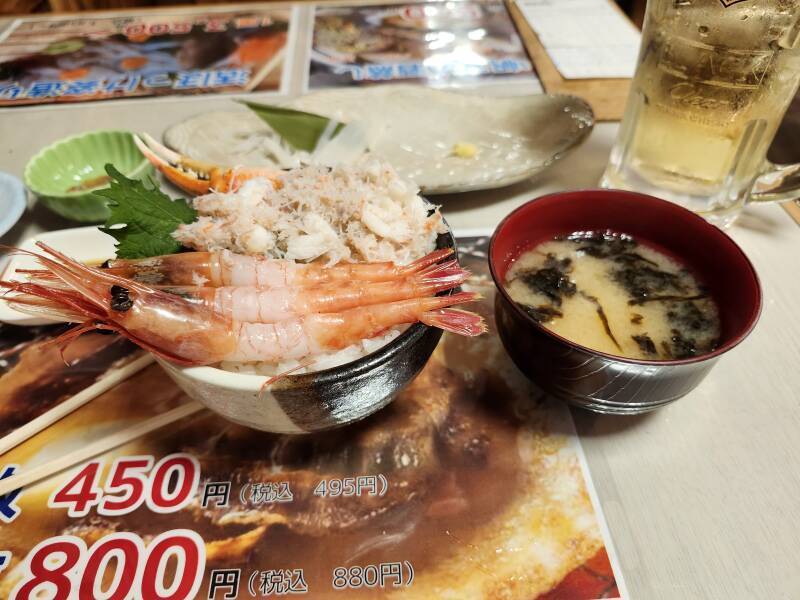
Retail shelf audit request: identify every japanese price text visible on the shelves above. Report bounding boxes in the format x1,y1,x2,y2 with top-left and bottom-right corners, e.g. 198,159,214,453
48,454,200,517
2,455,407,598
9,530,205,600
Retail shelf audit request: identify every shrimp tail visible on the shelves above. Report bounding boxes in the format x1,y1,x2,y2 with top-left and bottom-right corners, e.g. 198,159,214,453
421,308,487,337
400,248,455,276
430,290,481,307
415,258,470,287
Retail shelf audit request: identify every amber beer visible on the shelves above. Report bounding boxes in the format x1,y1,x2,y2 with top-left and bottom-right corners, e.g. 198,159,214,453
602,0,800,226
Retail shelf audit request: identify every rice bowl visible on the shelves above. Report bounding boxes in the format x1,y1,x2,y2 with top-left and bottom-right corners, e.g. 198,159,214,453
158,225,458,433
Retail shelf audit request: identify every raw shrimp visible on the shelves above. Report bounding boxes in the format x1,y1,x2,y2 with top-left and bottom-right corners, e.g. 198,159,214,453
227,296,484,363
163,259,468,323
2,243,485,366
97,247,455,287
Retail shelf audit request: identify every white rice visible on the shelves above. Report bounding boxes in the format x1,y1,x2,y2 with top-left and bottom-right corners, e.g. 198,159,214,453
219,328,403,376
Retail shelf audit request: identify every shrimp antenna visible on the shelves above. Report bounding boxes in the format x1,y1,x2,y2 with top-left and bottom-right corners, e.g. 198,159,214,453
33,242,160,297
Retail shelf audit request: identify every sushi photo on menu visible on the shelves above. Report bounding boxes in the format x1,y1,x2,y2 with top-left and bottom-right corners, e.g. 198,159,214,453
308,0,535,88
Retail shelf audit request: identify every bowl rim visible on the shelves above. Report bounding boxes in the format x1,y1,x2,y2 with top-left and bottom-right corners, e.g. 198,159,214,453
488,188,763,367
173,224,457,390
23,129,152,198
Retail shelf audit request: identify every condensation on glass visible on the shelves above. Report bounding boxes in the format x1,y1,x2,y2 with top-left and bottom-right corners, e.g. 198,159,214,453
602,0,800,227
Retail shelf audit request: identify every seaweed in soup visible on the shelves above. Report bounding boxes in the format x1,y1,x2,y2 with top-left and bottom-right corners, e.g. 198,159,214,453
513,253,576,306
504,231,721,360
571,231,689,300
611,263,687,300
666,299,716,333
632,334,657,356
566,231,636,258
613,252,659,267
663,330,699,359
628,293,708,306
519,304,564,323
580,292,622,352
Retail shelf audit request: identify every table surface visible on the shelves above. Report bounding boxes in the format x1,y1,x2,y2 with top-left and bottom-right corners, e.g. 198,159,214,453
1,9,800,600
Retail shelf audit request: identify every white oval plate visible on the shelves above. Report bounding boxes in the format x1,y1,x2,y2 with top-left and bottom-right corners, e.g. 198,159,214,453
164,85,594,194
0,172,26,238
0,226,115,326
289,86,594,193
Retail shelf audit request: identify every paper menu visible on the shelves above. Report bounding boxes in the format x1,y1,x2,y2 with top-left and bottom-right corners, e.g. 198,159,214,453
0,235,626,599
0,8,293,106
309,1,537,89
517,0,640,79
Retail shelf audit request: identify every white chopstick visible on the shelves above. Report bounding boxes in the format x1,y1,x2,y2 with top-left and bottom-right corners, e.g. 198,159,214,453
0,402,204,498
244,46,286,92
0,353,155,456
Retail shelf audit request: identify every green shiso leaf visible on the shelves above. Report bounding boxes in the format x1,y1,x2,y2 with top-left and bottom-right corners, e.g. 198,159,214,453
94,164,196,259
240,100,345,152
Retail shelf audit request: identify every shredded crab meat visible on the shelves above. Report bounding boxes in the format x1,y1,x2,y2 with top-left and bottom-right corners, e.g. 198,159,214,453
173,157,446,265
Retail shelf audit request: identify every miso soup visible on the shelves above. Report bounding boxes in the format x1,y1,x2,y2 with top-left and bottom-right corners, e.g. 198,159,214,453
504,231,720,360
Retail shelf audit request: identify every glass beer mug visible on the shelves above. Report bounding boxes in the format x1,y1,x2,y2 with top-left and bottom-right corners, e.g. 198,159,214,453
602,0,800,226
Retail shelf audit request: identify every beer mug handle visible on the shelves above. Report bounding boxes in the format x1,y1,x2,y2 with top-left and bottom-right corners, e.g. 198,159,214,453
750,162,800,203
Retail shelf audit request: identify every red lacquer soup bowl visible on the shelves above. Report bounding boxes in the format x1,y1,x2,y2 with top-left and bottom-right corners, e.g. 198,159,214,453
488,189,762,414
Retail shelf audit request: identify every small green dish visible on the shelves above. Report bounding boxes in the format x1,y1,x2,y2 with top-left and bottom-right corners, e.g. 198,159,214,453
24,130,154,222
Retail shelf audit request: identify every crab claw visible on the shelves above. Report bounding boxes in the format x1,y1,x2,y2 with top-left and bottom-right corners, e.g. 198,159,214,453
133,133,281,195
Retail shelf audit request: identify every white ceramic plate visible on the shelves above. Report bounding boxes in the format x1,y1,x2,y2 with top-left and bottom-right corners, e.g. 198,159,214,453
0,172,26,238
164,85,594,194
0,226,115,326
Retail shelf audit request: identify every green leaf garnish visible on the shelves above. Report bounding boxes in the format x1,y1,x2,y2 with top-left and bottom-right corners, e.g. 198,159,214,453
95,164,196,259
240,100,345,153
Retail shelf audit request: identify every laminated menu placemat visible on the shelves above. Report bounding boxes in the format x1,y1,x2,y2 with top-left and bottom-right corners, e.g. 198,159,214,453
0,7,293,107
0,235,625,599
308,1,538,89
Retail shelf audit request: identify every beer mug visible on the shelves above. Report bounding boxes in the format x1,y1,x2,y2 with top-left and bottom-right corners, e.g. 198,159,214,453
601,0,800,227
